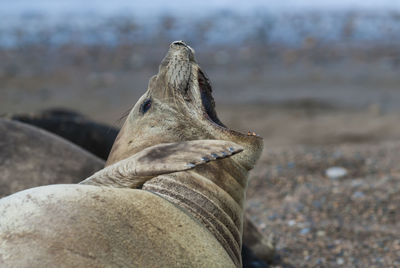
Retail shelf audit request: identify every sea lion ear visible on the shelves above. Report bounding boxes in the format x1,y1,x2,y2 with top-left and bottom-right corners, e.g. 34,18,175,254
80,140,243,188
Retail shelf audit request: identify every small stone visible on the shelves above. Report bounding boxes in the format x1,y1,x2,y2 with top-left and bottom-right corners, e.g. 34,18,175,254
352,191,365,199
288,220,296,226
268,214,278,221
326,167,348,180
297,222,309,228
317,230,326,237
337,258,344,265
300,228,310,235
351,179,364,187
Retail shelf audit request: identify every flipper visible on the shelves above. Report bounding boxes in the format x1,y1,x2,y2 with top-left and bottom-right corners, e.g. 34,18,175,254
80,140,243,188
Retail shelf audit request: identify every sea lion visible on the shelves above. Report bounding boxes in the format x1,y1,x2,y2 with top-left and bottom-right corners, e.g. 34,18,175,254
0,118,104,197
0,41,263,267
7,109,274,266
10,108,118,160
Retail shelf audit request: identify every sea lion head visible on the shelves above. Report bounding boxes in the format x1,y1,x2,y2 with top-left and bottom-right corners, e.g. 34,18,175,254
107,41,263,170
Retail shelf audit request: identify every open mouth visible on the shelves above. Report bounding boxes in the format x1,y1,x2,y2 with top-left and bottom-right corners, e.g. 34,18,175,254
197,69,226,128
196,68,260,139
165,40,260,139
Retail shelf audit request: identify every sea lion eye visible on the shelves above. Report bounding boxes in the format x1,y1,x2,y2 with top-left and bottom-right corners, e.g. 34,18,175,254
140,99,152,114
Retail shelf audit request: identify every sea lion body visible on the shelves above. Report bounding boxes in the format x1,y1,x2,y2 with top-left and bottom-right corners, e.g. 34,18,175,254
3,110,272,266
0,185,233,267
0,119,104,197
10,108,118,160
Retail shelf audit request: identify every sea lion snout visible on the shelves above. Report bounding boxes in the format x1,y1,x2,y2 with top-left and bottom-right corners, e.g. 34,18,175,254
170,40,195,54
166,40,195,63
170,40,187,47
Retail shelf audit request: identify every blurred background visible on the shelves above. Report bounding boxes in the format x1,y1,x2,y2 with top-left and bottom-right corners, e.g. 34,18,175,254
1,1,400,267
2,0,400,146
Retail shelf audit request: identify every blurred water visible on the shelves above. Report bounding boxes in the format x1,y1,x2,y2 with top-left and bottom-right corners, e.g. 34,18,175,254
1,1,400,48
3,0,400,16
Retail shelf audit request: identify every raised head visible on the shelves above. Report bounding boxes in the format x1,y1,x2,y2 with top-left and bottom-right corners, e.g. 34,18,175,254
106,41,263,169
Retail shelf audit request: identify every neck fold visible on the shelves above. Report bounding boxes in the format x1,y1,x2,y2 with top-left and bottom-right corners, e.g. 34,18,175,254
142,159,248,268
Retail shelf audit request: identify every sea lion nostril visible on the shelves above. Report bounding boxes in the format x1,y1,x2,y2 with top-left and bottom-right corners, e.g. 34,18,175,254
171,41,187,47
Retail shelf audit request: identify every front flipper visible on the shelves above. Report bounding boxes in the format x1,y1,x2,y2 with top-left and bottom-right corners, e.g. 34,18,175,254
80,140,242,188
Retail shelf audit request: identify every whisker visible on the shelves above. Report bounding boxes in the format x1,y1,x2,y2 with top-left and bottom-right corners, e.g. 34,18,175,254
114,105,133,128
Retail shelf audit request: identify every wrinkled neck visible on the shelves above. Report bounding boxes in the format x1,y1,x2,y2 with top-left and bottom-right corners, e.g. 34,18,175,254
142,158,248,268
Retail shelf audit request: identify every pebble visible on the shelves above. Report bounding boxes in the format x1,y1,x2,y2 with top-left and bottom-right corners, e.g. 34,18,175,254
268,213,278,221
300,228,310,235
352,191,365,199
337,258,345,265
351,179,364,187
259,223,267,229
326,167,348,180
288,220,296,226
317,230,326,237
